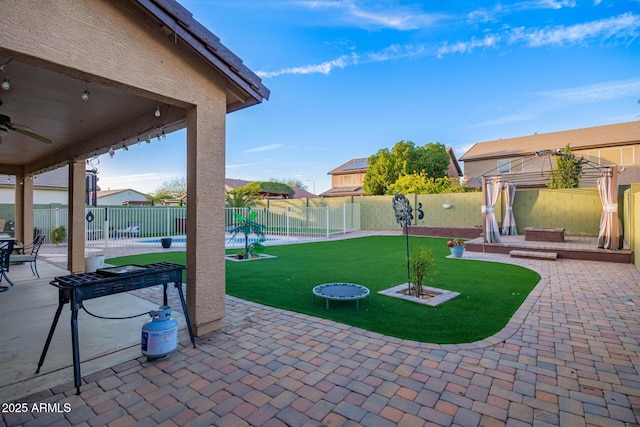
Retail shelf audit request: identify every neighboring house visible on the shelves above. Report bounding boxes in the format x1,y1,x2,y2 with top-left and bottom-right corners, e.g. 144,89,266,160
321,148,463,197
460,121,640,188
0,167,68,204
225,178,316,199
96,189,149,205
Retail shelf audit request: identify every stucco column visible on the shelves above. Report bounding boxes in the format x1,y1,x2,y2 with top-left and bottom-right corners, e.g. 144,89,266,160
67,160,86,273
14,174,34,244
186,102,226,336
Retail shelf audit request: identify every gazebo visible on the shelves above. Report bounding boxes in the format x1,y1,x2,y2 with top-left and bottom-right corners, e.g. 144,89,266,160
480,151,622,250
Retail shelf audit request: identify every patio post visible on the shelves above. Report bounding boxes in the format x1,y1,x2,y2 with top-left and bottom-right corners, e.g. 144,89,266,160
68,159,86,273
14,173,34,244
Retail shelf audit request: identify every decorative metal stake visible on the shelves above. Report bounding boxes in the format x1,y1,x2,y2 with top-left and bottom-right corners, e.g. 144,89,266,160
392,195,424,295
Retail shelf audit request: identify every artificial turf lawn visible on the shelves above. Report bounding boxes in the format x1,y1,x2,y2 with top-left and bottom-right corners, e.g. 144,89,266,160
107,235,540,344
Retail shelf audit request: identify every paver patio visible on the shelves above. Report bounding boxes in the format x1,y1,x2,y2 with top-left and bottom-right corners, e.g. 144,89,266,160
2,242,639,426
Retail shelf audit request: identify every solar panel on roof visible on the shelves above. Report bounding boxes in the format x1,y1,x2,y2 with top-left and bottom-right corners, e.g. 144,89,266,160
343,158,368,170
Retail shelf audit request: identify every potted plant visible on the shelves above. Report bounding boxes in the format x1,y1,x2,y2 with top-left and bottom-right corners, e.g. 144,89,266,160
227,207,266,260
409,245,436,298
447,239,465,258
50,225,66,245
161,237,172,248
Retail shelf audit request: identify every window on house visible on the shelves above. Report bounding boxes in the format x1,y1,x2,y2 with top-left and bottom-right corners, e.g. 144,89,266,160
339,175,356,186
497,159,511,174
584,147,634,166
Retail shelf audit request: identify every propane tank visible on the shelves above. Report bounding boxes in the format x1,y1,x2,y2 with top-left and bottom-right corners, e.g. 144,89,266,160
141,306,178,360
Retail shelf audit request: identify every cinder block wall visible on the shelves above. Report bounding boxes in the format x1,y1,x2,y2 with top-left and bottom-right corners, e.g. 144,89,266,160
513,188,602,236
264,188,608,235
413,193,486,228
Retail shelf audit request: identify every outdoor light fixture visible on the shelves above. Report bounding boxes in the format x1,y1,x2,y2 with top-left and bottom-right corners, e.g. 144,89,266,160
161,129,166,140
122,144,128,151
145,134,151,144
81,89,90,101
154,106,161,117
108,146,115,158
0,62,10,90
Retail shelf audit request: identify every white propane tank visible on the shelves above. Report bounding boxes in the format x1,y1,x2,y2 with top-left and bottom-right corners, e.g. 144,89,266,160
141,305,178,360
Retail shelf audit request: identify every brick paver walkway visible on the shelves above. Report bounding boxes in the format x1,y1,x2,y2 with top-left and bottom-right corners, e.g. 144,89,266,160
2,250,640,426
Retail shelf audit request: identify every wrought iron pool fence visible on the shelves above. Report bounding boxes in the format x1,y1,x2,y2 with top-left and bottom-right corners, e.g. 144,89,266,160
33,204,360,248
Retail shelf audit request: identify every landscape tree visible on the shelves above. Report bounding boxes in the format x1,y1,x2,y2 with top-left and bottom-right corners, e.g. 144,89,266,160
547,145,583,189
387,174,470,195
363,141,451,195
150,177,186,204
269,177,307,190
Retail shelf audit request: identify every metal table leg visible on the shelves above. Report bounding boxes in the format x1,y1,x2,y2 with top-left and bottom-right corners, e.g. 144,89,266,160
36,298,65,374
71,303,81,395
175,282,196,348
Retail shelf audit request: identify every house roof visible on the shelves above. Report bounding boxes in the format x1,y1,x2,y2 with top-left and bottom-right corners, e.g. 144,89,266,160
97,189,149,198
327,158,369,175
140,0,270,112
460,121,640,161
0,166,69,188
225,178,252,189
319,186,365,197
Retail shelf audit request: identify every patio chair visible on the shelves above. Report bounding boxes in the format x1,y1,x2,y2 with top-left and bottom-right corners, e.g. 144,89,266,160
115,224,140,239
0,239,15,290
10,234,45,278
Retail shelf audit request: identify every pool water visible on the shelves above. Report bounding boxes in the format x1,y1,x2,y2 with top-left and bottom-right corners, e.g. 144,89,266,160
138,236,285,245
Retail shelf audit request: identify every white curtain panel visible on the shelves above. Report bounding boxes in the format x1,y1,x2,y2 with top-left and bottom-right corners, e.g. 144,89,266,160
501,183,518,235
597,168,621,250
483,178,502,243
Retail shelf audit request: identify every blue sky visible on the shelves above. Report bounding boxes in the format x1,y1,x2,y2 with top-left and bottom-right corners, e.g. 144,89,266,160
95,0,640,195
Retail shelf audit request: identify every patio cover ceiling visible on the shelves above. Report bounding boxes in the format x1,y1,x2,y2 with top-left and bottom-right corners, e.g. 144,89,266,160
0,0,269,177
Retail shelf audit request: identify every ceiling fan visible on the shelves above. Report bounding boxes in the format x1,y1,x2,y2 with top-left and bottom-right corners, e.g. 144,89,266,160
0,113,52,144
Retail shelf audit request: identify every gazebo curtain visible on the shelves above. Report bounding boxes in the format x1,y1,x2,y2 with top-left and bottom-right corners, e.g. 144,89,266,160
483,177,502,243
597,167,622,250
501,183,518,235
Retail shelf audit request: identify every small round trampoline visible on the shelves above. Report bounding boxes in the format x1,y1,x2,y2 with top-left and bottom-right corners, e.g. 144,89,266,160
312,283,370,311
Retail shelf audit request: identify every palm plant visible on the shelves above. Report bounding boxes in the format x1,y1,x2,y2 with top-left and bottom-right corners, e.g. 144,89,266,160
227,207,266,259
225,186,259,208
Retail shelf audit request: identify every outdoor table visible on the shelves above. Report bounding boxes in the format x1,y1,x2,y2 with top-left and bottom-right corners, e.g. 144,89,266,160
312,283,370,311
36,262,195,395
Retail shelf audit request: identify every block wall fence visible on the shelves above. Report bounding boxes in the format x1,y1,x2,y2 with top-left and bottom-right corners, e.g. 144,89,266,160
267,187,619,237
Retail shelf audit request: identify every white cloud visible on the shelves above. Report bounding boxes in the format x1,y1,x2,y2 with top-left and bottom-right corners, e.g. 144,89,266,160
538,78,640,103
257,13,640,77
257,54,356,78
473,114,537,128
437,35,500,58
244,144,284,153
226,162,260,170
523,0,576,10
508,12,640,47
296,0,443,30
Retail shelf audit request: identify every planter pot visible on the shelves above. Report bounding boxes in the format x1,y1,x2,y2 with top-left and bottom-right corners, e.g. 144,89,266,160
85,254,105,273
161,237,172,249
450,245,464,258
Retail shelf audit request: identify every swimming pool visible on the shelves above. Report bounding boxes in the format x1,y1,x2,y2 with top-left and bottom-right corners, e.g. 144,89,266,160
137,235,294,246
